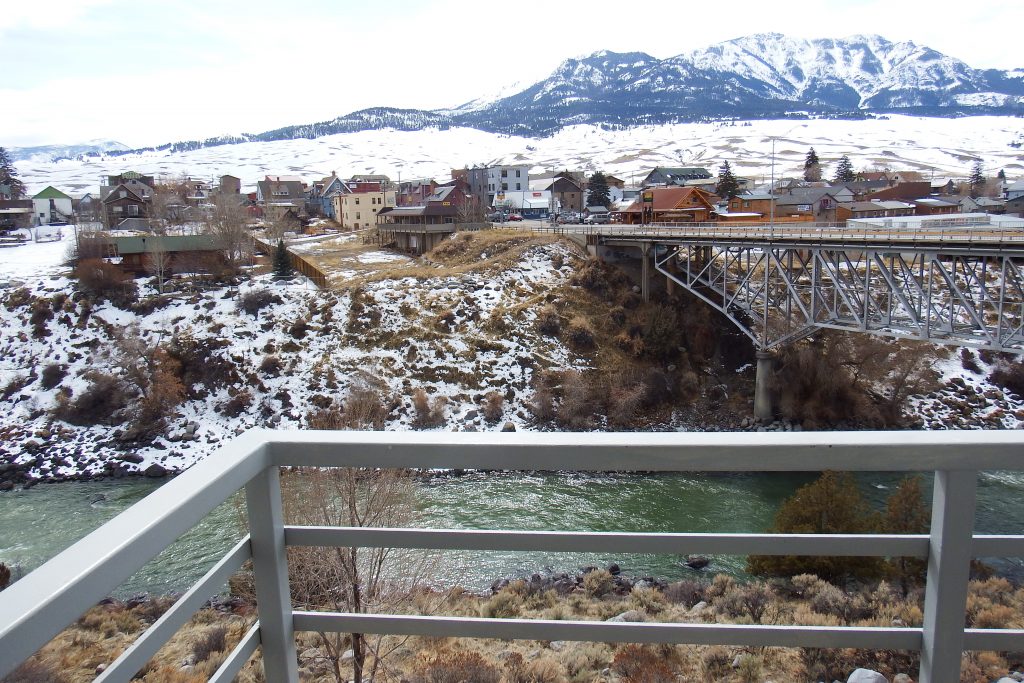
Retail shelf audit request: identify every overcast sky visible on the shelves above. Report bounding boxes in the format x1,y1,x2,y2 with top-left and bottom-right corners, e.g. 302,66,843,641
2,0,1020,148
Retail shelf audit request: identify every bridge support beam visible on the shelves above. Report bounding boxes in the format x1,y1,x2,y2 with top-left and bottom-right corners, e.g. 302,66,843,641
640,243,651,303
753,350,775,421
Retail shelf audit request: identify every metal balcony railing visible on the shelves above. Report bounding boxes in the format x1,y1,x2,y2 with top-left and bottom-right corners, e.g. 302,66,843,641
1,430,1023,683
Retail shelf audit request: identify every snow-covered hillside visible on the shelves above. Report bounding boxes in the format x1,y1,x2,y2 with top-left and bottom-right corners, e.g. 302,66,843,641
15,116,1024,195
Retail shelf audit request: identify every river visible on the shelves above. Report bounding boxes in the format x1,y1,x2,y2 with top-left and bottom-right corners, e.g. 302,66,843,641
1,470,1022,596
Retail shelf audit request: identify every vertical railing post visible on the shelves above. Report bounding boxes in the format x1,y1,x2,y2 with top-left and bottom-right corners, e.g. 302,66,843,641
246,466,299,683
920,470,977,683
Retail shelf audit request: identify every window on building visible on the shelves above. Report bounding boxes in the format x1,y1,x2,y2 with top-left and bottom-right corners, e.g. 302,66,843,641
516,183,521,190
356,212,360,219
502,183,508,191
501,169,508,177
119,191,127,198
113,206,123,213
128,205,139,216
516,170,521,177
355,198,360,205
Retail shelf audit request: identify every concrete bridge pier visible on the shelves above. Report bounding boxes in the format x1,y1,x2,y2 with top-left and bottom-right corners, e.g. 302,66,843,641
753,350,776,421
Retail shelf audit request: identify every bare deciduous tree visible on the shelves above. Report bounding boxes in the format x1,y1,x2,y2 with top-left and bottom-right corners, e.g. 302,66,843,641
145,235,171,293
205,194,251,268
281,467,438,683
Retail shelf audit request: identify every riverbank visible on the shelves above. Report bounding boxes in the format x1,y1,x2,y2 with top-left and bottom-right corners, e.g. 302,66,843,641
7,569,1023,683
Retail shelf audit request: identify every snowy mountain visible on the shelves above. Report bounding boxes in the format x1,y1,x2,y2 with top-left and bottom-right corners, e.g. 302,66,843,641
8,140,129,162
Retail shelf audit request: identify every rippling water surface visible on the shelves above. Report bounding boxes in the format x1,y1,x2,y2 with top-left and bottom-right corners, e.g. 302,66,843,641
1,469,1021,596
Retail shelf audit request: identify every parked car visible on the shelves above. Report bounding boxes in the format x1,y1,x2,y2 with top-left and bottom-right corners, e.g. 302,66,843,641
507,214,523,222
486,211,506,222
584,214,610,224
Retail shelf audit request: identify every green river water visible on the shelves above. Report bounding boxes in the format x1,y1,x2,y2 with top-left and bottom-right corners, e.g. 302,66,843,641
1,470,1022,596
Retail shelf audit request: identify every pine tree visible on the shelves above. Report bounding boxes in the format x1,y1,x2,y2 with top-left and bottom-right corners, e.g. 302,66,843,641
586,171,611,208
0,147,26,199
747,471,886,582
883,476,929,595
273,239,293,278
803,147,821,182
833,155,855,184
997,169,1007,183
969,160,985,198
715,161,740,199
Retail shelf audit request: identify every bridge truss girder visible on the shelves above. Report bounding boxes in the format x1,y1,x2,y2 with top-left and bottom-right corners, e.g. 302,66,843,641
654,243,1024,353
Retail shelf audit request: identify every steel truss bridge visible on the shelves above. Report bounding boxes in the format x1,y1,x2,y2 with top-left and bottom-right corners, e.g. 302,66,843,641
586,219,1024,354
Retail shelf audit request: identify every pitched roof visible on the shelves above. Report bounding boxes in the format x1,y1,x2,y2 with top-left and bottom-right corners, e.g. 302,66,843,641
775,188,837,205
101,184,147,204
622,187,714,212
33,186,71,200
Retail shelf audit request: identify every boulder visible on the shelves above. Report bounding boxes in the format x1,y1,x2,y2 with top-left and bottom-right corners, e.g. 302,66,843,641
605,609,646,623
847,670,888,683
501,421,516,432
892,675,913,683
684,556,710,570
607,563,621,576
143,463,168,478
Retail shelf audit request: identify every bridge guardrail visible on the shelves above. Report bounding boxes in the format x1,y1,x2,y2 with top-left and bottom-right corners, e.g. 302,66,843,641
1,430,1023,683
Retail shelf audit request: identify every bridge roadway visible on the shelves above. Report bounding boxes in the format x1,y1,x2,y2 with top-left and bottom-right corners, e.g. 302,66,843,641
531,217,1024,419
540,219,1024,254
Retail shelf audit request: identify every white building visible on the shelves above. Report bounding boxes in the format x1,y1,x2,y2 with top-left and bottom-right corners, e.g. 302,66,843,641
31,186,74,225
487,165,531,196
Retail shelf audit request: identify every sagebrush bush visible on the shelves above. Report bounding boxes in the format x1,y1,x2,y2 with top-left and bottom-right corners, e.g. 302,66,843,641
700,646,733,683
412,388,446,428
74,258,136,306
192,626,228,662
481,391,504,424
565,316,596,350
582,569,613,598
612,644,675,683
53,370,128,426
221,390,252,418
989,359,1024,398
259,354,281,376
410,651,501,683
537,305,561,336
39,363,66,390
236,288,281,316
630,586,665,614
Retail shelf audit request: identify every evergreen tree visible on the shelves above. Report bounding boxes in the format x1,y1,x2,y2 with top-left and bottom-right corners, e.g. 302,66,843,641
997,169,1007,183
586,171,611,208
0,147,26,199
833,155,855,184
969,160,985,198
273,239,293,278
803,147,822,182
715,160,740,199
747,471,885,583
883,476,929,595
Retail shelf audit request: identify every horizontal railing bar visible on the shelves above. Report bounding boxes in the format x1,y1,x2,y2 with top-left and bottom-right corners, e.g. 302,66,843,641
971,535,1024,558
292,612,922,650
267,430,1024,471
208,622,261,683
0,429,272,680
963,628,1024,651
94,536,252,683
284,527,932,557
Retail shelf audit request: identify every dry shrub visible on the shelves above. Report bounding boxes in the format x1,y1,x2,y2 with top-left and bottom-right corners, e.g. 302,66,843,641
166,332,238,396
410,651,501,683
288,317,308,339
529,385,555,422
972,604,1017,629
700,646,733,682
74,258,136,306
1,659,71,683
556,370,599,429
630,586,665,614
0,563,10,590
550,252,564,270
505,653,565,683
480,587,522,619
989,359,1024,398
607,384,644,428
582,569,613,598
665,580,705,607
706,574,736,599
221,389,252,418
611,645,675,683
614,330,645,356
571,258,628,298
52,370,128,426
537,305,561,336
735,654,764,683
482,391,504,423
435,308,457,330
716,582,774,624
641,304,682,361
236,287,281,316
39,363,66,390
412,388,446,428
192,625,228,663
565,316,596,350
259,354,281,376
961,348,982,373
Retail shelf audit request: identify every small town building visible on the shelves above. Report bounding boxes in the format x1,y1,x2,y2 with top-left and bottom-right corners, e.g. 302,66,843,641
913,197,959,216
0,200,33,230
104,234,223,273
31,187,74,225
959,196,1006,214
333,182,396,230
836,200,916,221
619,187,717,224
866,182,932,202
774,189,841,222
102,184,151,228
257,175,306,222
641,167,713,187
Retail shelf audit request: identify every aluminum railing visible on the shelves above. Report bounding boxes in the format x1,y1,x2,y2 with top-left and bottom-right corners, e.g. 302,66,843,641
2,430,1023,683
